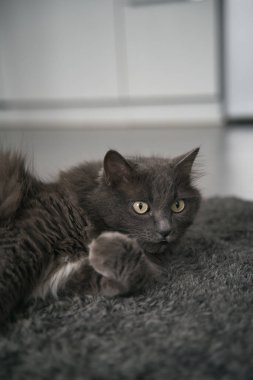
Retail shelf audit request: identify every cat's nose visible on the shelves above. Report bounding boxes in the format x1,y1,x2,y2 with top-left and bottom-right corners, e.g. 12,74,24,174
159,228,171,238
157,220,171,238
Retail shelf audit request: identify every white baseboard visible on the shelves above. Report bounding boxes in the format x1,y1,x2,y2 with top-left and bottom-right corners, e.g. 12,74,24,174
0,102,222,128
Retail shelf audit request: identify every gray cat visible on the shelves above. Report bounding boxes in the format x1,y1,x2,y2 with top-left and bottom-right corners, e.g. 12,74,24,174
0,148,201,322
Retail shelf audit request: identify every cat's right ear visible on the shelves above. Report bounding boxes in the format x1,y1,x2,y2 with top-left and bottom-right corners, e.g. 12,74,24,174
103,150,133,186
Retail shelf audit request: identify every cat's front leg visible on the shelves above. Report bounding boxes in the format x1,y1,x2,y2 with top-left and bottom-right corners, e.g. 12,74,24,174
89,232,159,297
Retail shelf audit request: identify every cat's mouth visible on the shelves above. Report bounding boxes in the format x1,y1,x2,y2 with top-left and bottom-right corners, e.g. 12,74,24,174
117,230,174,254
140,239,170,254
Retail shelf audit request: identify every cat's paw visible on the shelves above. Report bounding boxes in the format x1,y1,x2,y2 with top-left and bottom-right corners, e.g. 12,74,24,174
89,232,144,282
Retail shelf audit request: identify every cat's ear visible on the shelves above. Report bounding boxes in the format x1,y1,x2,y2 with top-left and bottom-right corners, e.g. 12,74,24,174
103,150,133,186
173,147,199,175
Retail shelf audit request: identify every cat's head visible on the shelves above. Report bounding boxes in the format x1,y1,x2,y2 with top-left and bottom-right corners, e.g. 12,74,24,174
93,149,201,254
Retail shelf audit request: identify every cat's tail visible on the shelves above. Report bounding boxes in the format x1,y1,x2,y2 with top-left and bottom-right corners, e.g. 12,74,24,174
0,151,36,220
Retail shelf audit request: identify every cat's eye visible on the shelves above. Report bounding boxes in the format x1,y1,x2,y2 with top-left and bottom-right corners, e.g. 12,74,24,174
132,201,149,215
171,199,185,213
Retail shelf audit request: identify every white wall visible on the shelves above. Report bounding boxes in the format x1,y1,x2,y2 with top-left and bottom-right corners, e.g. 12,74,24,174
225,0,253,118
0,0,221,127
0,0,118,100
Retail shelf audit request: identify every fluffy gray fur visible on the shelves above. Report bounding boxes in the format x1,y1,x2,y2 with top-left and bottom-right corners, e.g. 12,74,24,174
0,148,200,322
0,198,253,380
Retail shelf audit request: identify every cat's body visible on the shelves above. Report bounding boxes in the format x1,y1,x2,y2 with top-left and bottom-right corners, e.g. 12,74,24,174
0,149,201,322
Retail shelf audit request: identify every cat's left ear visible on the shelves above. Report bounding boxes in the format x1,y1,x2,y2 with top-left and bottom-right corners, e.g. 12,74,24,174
103,150,133,186
173,147,199,175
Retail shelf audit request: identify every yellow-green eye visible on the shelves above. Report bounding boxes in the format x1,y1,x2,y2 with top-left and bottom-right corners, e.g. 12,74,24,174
132,201,149,215
171,199,185,213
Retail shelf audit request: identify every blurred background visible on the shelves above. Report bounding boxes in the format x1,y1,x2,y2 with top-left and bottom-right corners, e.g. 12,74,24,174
0,0,252,199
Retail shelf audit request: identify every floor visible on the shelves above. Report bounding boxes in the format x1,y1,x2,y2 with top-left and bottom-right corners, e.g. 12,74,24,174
0,124,252,200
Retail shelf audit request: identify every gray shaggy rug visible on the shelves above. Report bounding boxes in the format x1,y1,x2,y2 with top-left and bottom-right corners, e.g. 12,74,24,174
1,198,253,380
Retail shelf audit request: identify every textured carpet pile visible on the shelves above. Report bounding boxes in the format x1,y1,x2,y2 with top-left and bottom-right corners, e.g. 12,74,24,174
1,198,253,380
